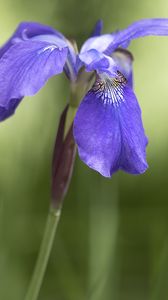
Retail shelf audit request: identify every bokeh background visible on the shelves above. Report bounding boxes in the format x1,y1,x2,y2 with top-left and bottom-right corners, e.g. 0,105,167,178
0,0,168,299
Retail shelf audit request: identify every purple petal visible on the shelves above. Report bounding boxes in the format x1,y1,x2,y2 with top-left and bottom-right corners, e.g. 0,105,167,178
119,87,148,174
80,34,115,54
112,49,134,88
30,34,77,80
0,22,77,81
73,74,148,177
0,40,68,120
74,89,121,177
91,20,103,37
105,18,168,54
81,19,168,56
78,49,119,76
0,98,23,121
0,21,64,58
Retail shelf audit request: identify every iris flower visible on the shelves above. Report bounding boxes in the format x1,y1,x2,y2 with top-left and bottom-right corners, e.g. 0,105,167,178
0,19,168,177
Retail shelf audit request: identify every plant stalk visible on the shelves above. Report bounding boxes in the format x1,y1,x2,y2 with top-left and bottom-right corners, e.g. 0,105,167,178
24,206,61,300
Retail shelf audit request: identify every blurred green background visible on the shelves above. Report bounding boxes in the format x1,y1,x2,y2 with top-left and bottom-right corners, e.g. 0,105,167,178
0,0,168,299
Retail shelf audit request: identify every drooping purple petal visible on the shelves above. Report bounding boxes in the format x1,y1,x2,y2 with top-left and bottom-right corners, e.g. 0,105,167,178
0,21,65,58
119,87,148,174
91,20,103,37
0,40,68,121
30,34,77,80
74,89,121,177
0,98,23,121
104,18,168,54
73,74,148,177
0,22,77,81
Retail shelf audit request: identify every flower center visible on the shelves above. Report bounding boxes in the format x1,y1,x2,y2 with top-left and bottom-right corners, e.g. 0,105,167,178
92,71,127,106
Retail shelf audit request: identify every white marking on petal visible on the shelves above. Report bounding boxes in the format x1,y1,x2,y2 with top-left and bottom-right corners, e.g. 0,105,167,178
92,71,127,107
22,29,29,40
38,45,58,54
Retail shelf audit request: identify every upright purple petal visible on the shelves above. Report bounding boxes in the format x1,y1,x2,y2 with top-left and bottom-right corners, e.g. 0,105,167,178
104,18,168,54
0,40,68,121
91,20,103,37
80,34,115,54
73,73,148,177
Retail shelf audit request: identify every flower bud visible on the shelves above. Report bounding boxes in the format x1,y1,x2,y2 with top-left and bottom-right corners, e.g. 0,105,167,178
51,105,76,208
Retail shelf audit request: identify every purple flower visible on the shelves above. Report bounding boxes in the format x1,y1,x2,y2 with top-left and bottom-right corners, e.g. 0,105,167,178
0,19,168,177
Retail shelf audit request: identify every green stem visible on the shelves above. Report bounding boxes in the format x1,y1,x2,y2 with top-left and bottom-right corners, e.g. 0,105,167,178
25,206,61,300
